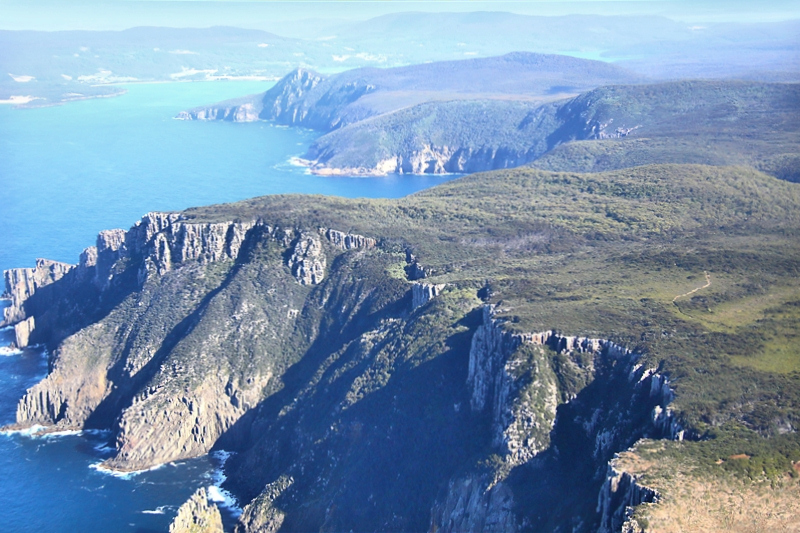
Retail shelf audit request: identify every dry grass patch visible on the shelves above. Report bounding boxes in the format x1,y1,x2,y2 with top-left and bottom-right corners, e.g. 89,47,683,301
617,441,800,533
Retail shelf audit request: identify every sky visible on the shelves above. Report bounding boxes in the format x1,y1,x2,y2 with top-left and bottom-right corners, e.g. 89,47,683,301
1,0,799,32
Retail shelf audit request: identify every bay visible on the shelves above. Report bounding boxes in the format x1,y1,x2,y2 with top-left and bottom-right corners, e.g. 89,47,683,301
0,80,455,273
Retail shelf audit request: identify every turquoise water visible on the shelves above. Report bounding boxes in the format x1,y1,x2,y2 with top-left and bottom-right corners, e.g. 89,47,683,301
0,81,455,274
0,304,239,532
0,82,456,531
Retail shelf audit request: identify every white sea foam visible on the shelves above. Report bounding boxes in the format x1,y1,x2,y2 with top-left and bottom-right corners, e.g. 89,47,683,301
206,450,242,516
90,461,165,479
141,505,174,515
39,429,82,439
1,424,47,436
93,442,115,454
0,346,22,356
83,428,113,437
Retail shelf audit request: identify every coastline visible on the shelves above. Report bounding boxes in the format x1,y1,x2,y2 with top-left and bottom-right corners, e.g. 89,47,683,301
289,156,465,178
7,77,278,110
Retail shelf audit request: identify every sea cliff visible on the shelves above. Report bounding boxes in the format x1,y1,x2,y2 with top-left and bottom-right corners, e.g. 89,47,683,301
4,164,800,531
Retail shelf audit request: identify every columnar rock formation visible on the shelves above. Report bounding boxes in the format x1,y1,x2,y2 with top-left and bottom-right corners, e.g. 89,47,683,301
323,228,376,250
411,282,445,310
13,316,35,348
431,305,681,533
169,487,224,533
2,258,74,326
597,462,659,533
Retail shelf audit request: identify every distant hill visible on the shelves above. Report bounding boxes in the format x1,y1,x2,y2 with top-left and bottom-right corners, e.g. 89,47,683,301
3,14,797,108
297,80,800,180
178,52,643,130
331,13,800,80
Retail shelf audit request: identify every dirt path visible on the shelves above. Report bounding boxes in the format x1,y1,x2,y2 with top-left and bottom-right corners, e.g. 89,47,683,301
673,271,711,303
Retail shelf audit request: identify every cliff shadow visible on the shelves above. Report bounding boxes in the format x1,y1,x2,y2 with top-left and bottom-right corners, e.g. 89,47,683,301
506,354,675,532
219,295,488,532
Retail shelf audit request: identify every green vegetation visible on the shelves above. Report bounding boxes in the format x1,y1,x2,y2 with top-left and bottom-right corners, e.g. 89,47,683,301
180,163,800,488
302,80,800,182
18,159,800,530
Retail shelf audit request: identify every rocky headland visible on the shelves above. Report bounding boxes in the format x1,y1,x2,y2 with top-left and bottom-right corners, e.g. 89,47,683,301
4,163,800,531
179,58,800,182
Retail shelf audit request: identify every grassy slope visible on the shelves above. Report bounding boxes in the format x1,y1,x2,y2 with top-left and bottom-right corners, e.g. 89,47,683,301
617,439,800,532
184,164,800,486
531,80,800,181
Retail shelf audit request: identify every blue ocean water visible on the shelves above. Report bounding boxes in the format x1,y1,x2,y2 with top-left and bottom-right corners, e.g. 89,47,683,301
0,82,457,531
0,81,455,274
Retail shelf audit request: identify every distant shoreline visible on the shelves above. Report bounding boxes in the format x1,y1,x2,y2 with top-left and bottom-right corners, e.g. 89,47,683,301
6,77,278,109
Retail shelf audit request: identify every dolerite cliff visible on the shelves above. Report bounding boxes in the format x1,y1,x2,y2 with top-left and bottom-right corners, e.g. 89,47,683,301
3,210,377,471
1,207,682,531
5,164,800,531
428,306,681,533
169,487,224,533
179,69,800,180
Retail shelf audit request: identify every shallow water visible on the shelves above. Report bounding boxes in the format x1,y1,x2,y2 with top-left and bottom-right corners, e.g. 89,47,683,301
0,81,456,531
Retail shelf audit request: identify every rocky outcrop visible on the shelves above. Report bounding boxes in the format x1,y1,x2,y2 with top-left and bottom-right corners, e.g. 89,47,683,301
133,216,257,279
13,316,34,348
176,69,325,126
411,282,445,310
235,476,293,533
467,305,675,464
177,100,262,123
105,372,270,471
7,209,387,471
323,228,376,250
169,487,224,533
259,69,324,125
288,232,326,285
429,305,682,532
286,227,376,285
432,475,517,533
2,258,75,326
597,462,658,533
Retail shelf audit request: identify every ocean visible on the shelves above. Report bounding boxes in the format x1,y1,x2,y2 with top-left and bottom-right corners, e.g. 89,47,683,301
0,81,456,531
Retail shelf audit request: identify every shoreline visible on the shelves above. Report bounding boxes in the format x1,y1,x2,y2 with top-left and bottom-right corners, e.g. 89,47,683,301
290,156,465,179
8,77,278,110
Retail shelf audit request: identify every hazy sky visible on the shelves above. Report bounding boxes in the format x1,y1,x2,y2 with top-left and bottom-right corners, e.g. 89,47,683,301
1,0,799,32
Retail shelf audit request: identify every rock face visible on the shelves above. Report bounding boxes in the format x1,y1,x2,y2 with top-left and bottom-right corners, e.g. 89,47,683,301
259,69,325,126
13,316,35,348
323,228,376,250
432,475,517,533
169,487,224,533
2,258,75,326
411,282,445,310
287,232,326,285
5,210,378,470
430,305,682,533
236,476,293,533
597,462,659,533
177,100,262,122
176,69,327,126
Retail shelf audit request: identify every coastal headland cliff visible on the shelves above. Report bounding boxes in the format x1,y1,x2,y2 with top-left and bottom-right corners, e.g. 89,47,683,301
4,163,800,531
